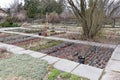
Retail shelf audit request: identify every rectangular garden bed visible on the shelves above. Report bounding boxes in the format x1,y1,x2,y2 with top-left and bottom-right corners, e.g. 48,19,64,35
0,32,114,69
5,28,66,36
53,33,120,45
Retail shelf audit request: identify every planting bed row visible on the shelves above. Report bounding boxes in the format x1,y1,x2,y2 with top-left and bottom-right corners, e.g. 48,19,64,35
41,42,114,69
6,28,66,36
54,33,120,45
6,28,41,34
0,33,62,50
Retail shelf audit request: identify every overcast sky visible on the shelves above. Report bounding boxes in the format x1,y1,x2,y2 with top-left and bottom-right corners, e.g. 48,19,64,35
0,0,24,8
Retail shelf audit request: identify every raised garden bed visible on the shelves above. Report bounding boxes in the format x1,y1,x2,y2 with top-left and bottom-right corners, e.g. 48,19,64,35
53,33,120,45
6,28,66,36
40,42,114,69
6,28,41,34
0,33,63,50
0,33,114,69
10,37,113,69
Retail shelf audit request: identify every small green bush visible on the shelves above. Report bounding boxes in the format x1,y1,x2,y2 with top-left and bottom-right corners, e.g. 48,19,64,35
70,75,80,80
70,75,89,80
48,69,60,80
60,72,71,79
0,21,20,27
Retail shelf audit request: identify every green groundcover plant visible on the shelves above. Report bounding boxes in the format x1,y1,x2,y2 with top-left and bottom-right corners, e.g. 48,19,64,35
0,55,48,80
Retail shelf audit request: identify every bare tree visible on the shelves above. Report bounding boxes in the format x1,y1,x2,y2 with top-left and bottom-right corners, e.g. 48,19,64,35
66,0,120,39
8,0,20,16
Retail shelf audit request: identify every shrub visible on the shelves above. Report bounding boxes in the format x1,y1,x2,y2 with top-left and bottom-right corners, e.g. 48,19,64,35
0,16,20,27
0,21,20,27
70,75,89,80
48,69,60,80
60,72,71,79
46,12,61,24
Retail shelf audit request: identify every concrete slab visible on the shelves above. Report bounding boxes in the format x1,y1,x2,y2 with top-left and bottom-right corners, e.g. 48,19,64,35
114,46,120,53
101,72,120,80
111,51,120,61
17,50,34,54
29,52,46,58
0,44,15,50
54,59,79,73
41,55,60,64
71,64,103,80
105,60,120,72
8,47,25,54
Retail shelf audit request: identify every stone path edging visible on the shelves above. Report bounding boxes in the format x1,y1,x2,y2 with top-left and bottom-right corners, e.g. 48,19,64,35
101,45,120,80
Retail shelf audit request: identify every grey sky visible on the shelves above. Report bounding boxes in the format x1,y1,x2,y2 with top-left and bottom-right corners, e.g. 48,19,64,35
0,0,24,8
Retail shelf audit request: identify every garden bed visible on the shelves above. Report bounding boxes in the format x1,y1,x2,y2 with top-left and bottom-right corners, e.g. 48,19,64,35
0,33,114,69
6,28,66,36
40,42,114,69
12,38,114,69
6,28,41,34
0,33,63,50
53,33,120,45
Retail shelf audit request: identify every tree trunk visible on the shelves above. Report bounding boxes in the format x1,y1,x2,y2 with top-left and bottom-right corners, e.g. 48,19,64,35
112,18,116,28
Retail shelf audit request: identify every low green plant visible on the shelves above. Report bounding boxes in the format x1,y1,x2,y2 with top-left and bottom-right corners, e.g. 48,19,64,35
70,75,80,80
0,21,20,27
70,75,89,80
48,69,60,80
60,72,71,79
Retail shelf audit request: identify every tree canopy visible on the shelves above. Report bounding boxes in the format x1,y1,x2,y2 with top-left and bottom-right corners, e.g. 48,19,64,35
24,0,64,18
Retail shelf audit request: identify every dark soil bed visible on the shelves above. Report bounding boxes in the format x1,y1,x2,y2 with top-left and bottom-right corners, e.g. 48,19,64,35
41,42,114,69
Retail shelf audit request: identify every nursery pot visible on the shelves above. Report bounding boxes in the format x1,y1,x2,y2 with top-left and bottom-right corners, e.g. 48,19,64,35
38,32,42,35
78,56,85,64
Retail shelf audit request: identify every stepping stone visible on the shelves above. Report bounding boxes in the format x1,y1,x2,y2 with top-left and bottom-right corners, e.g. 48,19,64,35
41,55,60,64
105,60,120,72
0,43,15,50
8,47,25,54
54,59,79,73
29,52,46,58
17,50,34,54
101,71,120,80
101,44,117,49
71,64,103,80
114,46,120,53
111,51,120,61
